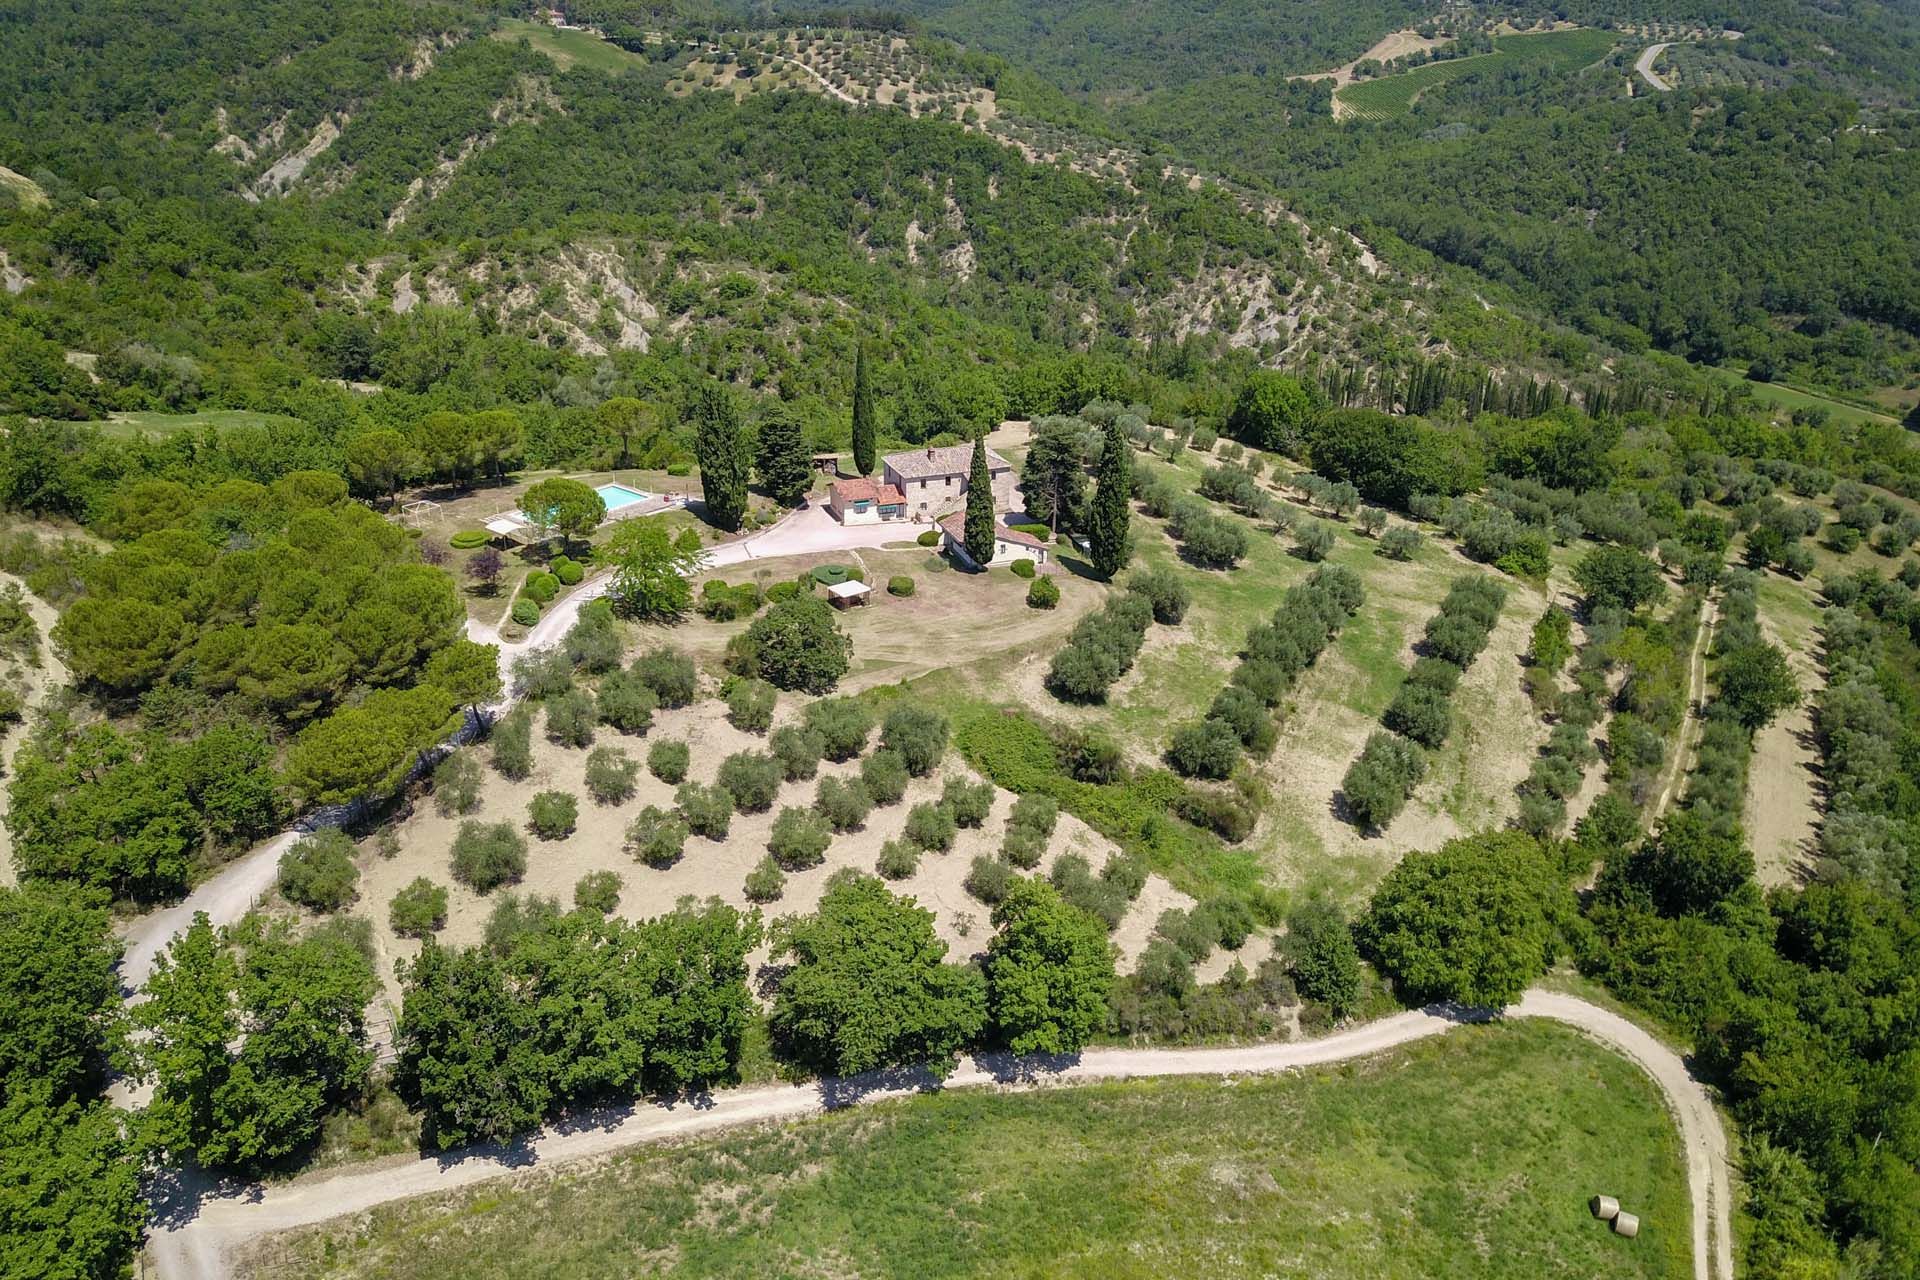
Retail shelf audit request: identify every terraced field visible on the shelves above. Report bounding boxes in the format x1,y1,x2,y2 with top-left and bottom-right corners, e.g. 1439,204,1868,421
1338,28,1620,120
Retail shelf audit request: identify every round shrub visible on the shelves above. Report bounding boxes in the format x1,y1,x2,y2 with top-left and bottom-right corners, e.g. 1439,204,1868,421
803,696,874,761
1010,558,1037,579
887,575,915,597
726,677,777,734
627,805,689,868
528,790,579,839
1127,567,1190,625
810,564,852,586
648,738,690,784
677,781,735,839
389,877,448,938
450,530,491,550
552,557,584,586
596,670,659,734
451,820,527,893
904,801,957,852
523,572,560,604
491,707,534,780
768,805,833,869
666,460,692,477
1166,718,1242,779
965,854,1014,904
881,705,948,776
813,775,873,831
278,830,358,912
941,776,994,828
511,599,540,627
716,751,782,812
584,745,640,804
916,529,940,547
1027,576,1060,610
544,688,597,748
1384,684,1452,749
876,838,919,880
1002,824,1047,869
770,724,825,781
744,855,786,902
432,751,482,817
632,647,698,707
1008,792,1059,839
574,870,622,913
1341,731,1426,831
861,747,910,804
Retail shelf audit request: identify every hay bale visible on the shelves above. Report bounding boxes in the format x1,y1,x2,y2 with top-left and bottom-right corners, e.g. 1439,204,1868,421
1612,1211,1641,1238
1589,1194,1620,1220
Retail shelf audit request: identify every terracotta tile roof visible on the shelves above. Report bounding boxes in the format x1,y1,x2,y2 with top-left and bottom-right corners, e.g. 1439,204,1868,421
884,444,1011,481
830,478,905,505
938,512,1048,550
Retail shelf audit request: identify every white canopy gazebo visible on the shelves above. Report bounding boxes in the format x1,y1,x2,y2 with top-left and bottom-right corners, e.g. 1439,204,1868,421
826,579,872,610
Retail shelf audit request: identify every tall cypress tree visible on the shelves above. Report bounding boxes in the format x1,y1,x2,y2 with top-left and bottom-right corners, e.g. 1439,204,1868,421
694,382,750,532
851,341,877,477
962,435,996,568
1087,419,1133,579
755,407,810,508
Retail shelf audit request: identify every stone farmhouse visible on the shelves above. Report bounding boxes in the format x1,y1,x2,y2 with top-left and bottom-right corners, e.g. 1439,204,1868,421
881,444,1015,518
938,512,1051,570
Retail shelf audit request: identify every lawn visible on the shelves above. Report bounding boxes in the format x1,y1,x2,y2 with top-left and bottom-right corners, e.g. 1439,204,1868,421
236,1019,1691,1280
1707,365,1898,428
1338,28,1619,120
491,17,652,74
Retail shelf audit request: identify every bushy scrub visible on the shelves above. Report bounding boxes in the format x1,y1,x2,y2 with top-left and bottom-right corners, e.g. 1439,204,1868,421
1379,525,1422,560
941,776,995,827
564,601,622,673
389,877,447,938
595,669,658,733
1383,683,1451,748
965,854,1014,904
527,790,578,839
491,707,534,780
544,688,597,748
631,647,698,707
860,748,910,804
1002,824,1047,869
278,830,359,912
574,870,622,913
584,746,639,804
877,838,919,880
716,751,781,811
768,806,833,869
744,855,786,902
725,678,777,734
814,775,873,831
904,802,957,852
1045,592,1154,703
1166,717,1241,780
882,705,948,776
1008,792,1058,840
804,696,874,761
647,738,689,784
770,724,825,781
432,751,482,816
627,805,688,868
451,820,527,893
676,782,734,839
1127,567,1190,624
1342,732,1426,830
1026,576,1059,609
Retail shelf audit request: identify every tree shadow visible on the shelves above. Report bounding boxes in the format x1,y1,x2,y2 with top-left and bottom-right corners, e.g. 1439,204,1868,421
816,1062,948,1110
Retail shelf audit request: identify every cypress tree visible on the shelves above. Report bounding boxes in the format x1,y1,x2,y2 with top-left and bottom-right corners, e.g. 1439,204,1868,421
755,407,811,508
1087,419,1132,579
962,435,995,568
694,382,750,532
851,341,877,477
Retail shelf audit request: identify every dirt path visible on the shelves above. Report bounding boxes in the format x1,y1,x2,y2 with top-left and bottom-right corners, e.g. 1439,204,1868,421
1634,42,1675,90
1744,616,1821,886
0,571,68,886
155,989,1730,1280
1648,597,1716,823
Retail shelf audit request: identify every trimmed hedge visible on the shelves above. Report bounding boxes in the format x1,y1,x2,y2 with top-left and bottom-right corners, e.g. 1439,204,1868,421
1010,558,1037,579
511,599,540,627
450,530,491,550
887,575,915,597
916,529,940,547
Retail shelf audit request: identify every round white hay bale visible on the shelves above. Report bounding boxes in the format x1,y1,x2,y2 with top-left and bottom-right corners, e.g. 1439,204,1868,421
1589,1194,1621,1220
1613,1211,1641,1238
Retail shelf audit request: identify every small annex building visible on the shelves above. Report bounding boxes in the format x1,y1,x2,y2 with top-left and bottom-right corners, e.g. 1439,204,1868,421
939,513,1050,571
826,477,908,525
883,444,1015,518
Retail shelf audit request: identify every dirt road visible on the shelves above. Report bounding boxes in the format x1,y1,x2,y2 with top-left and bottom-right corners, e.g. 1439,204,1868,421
150,989,1732,1280
1649,596,1716,822
0,571,68,887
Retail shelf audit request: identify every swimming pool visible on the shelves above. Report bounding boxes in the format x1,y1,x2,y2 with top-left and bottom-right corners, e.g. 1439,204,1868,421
595,483,650,513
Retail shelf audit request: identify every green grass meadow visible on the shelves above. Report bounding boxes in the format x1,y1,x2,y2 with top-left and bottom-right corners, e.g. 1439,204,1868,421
492,18,653,75
1338,29,1620,120
238,1020,1691,1280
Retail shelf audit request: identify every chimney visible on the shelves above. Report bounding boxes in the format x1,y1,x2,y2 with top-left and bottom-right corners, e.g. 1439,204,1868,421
925,447,935,459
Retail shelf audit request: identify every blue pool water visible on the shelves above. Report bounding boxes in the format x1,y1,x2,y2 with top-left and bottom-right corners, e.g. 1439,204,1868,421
596,483,649,512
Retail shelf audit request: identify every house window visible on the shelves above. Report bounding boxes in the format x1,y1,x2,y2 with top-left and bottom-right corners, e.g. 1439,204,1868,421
880,504,901,517
853,500,870,512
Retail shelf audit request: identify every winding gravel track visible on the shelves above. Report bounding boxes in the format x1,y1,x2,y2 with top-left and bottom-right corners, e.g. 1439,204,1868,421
1635,42,1675,91
147,989,1732,1280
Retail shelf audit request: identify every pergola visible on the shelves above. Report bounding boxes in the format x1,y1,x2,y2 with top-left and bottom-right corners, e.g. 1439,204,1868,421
826,579,873,610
